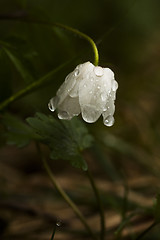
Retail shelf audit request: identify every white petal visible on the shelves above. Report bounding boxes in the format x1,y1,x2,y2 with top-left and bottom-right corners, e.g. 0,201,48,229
56,72,76,106
81,104,102,123
79,71,101,107
79,64,112,113
66,62,93,98
58,96,80,119
69,80,80,97
48,61,118,127
102,93,116,126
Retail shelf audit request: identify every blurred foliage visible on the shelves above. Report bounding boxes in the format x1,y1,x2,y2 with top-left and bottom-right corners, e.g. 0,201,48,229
1,0,160,239
153,194,160,223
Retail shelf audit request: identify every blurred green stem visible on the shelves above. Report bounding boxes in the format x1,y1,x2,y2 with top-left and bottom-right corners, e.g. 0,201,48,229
36,143,97,240
54,22,99,66
0,60,69,111
50,224,57,240
135,221,158,240
86,170,105,240
0,16,99,66
0,18,99,111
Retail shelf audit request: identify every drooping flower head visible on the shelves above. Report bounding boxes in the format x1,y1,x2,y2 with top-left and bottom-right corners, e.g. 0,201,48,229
48,62,118,126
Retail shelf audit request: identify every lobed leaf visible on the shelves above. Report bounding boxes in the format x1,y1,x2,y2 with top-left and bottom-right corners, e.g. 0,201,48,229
2,112,93,170
27,113,93,170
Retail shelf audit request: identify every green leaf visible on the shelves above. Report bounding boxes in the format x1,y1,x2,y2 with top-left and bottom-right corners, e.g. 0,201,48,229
3,47,34,84
2,113,35,147
3,112,93,170
26,113,93,170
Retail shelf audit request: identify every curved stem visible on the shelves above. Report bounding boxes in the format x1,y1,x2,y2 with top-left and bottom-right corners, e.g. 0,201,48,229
135,221,158,240
50,224,57,240
86,169,105,240
0,16,99,66
0,18,99,111
53,22,99,66
0,60,69,111
36,144,97,240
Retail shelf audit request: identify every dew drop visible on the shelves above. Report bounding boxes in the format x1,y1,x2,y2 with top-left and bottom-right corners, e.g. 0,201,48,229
103,115,114,127
89,90,93,94
56,221,62,227
74,68,80,76
94,66,104,77
58,111,71,120
97,85,100,89
108,91,112,98
90,77,94,82
101,93,106,102
48,97,58,112
112,80,118,91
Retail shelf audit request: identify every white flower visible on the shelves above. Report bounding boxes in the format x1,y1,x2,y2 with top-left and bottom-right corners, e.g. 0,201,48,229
48,61,118,126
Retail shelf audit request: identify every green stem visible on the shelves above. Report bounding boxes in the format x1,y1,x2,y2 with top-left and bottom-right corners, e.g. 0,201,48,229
135,221,158,240
0,18,99,111
36,144,97,240
86,169,105,240
0,60,69,111
53,22,99,66
0,16,99,66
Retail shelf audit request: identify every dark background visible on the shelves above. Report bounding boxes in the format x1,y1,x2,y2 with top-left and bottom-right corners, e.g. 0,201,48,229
1,0,160,239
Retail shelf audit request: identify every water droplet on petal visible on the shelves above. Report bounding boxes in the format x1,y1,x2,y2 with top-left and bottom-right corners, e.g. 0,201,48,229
56,221,62,227
103,115,115,127
58,111,71,120
81,105,101,123
74,68,80,76
94,66,104,77
48,97,58,112
109,91,112,98
112,80,118,91
97,85,100,89
101,93,106,102
90,77,94,82
89,90,93,94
